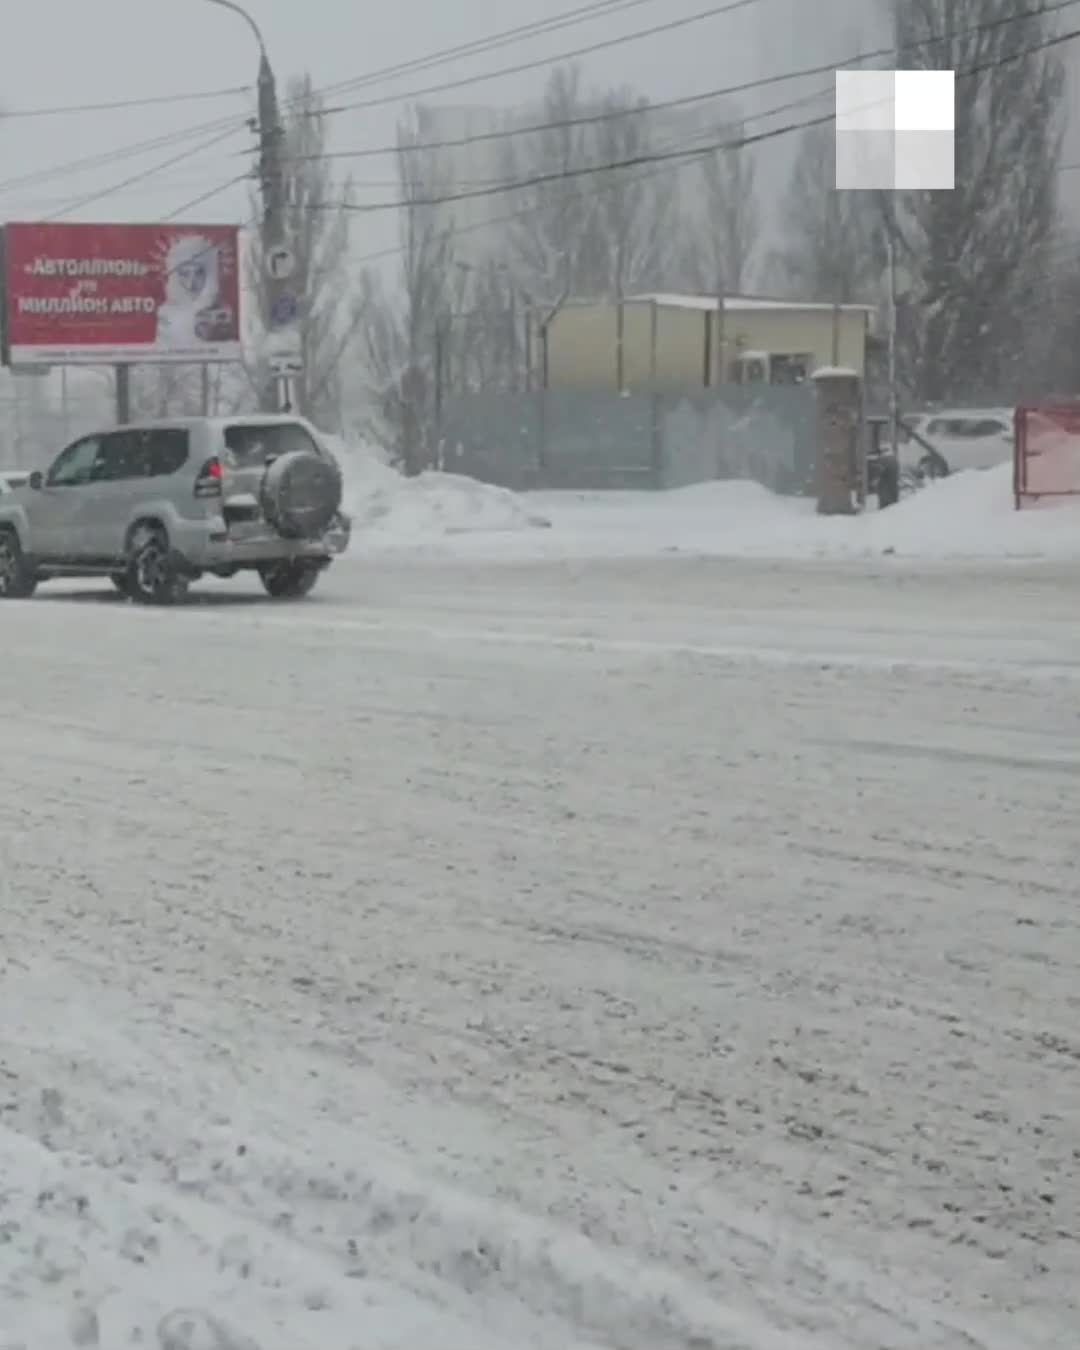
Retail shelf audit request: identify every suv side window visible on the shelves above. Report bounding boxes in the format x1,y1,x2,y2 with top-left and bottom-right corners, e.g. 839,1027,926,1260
47,436,104,487
144,428,189,477
94,430,137,482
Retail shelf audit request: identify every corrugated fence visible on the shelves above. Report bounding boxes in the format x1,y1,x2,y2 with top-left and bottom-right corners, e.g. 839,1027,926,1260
437,384,817,494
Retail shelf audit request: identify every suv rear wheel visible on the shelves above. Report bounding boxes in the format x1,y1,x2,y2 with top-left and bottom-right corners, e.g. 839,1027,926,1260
258,560,321,599
0,528,37,599
126,526,189,606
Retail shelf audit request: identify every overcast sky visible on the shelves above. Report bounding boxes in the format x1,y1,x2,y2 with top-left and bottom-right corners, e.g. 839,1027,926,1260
0,0,879,260
0,0,1077,272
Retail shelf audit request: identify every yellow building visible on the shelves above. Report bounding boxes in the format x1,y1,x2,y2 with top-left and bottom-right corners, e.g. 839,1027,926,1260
540,292,876,390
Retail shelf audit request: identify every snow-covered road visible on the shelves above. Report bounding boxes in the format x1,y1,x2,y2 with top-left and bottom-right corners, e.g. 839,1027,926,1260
2,556,1078,1349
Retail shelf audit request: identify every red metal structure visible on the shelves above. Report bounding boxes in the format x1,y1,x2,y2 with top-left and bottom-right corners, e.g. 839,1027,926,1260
1014,401,1080,508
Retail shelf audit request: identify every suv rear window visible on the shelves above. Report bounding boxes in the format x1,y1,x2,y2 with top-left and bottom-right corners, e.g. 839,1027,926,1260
222,422,321,467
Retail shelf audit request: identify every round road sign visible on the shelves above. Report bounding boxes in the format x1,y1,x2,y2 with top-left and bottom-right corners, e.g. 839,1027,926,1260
270,294,299,326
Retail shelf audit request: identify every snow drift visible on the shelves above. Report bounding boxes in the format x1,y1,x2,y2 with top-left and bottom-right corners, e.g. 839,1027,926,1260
326,437,551,547
324,435,1080,562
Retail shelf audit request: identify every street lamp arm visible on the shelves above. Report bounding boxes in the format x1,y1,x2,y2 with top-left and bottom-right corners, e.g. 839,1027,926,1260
204,0,266,58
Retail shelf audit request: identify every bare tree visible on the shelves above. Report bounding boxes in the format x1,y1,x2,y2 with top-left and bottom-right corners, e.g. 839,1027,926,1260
494,65,671,303
770,123,883,304
589,86,672,299
440,258,524,395
887,0,1064,403
246,74,353,429
355,105,455,473
495,66,597,300
671,119,759,294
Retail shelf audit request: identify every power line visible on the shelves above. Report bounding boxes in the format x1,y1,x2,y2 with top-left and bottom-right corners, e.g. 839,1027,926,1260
181,78,823,244
0,117,248,199
293,24,1080,218
346,86,832,268
0,0,755,223
11,0,669,124
308,97,798,380
344,104,832,215
15,0,1073,243
4,0,1073,217
162,176,252,222
289,0,1080,165
319,0,762,119
161,10,1079,245
320,23,1075,281
0,0,723,201
43,125,248,222
313,0,672,101
0,85,251,120
15,168,258,210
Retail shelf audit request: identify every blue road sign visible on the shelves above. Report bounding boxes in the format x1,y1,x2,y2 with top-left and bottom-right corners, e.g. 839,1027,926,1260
270,294,299,326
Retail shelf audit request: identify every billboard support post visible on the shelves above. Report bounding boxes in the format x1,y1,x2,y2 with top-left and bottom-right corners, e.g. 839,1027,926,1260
115,364,131,424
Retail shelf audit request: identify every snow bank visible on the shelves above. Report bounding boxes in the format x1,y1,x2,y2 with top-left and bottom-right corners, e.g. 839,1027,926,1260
326,437,550,547
601,465,1080,561
858,462,1080,557
321,437,1080,562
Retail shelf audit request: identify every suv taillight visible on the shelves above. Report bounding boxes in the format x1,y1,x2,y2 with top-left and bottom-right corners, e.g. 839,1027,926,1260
194,457,222,497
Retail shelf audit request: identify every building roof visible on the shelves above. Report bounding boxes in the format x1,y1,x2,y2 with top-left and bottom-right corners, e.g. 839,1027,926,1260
625,292,877,314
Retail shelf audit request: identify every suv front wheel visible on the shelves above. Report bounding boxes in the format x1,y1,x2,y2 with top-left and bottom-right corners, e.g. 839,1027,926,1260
0,528,38,599
126,526,189,605
258,560,321,599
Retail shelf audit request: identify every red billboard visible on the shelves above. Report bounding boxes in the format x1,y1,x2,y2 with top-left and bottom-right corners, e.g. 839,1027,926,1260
2,221,242,366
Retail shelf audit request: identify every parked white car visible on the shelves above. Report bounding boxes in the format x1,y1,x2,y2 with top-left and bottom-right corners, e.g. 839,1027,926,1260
0,471,30,494
900,409,1014,476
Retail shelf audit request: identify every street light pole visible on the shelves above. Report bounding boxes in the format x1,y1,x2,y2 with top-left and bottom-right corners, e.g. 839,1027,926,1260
205,0,293,413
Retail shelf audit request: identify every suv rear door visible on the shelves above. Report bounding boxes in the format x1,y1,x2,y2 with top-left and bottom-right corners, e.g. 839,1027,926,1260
217,420,327,524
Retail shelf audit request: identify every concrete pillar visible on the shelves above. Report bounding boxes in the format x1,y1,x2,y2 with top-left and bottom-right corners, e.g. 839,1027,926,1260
811,365,859,515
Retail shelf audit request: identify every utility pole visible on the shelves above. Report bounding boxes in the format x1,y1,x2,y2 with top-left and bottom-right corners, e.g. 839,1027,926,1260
877,185,901,462
206,0,295,414
257,47,292,413
886,232,898,460
885,33,900,460
715,275,726,387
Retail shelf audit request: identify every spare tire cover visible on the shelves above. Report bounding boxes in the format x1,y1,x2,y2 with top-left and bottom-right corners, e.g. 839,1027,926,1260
261,451,343,539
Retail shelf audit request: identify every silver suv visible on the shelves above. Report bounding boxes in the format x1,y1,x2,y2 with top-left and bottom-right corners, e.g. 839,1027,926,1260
0,415,350,604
